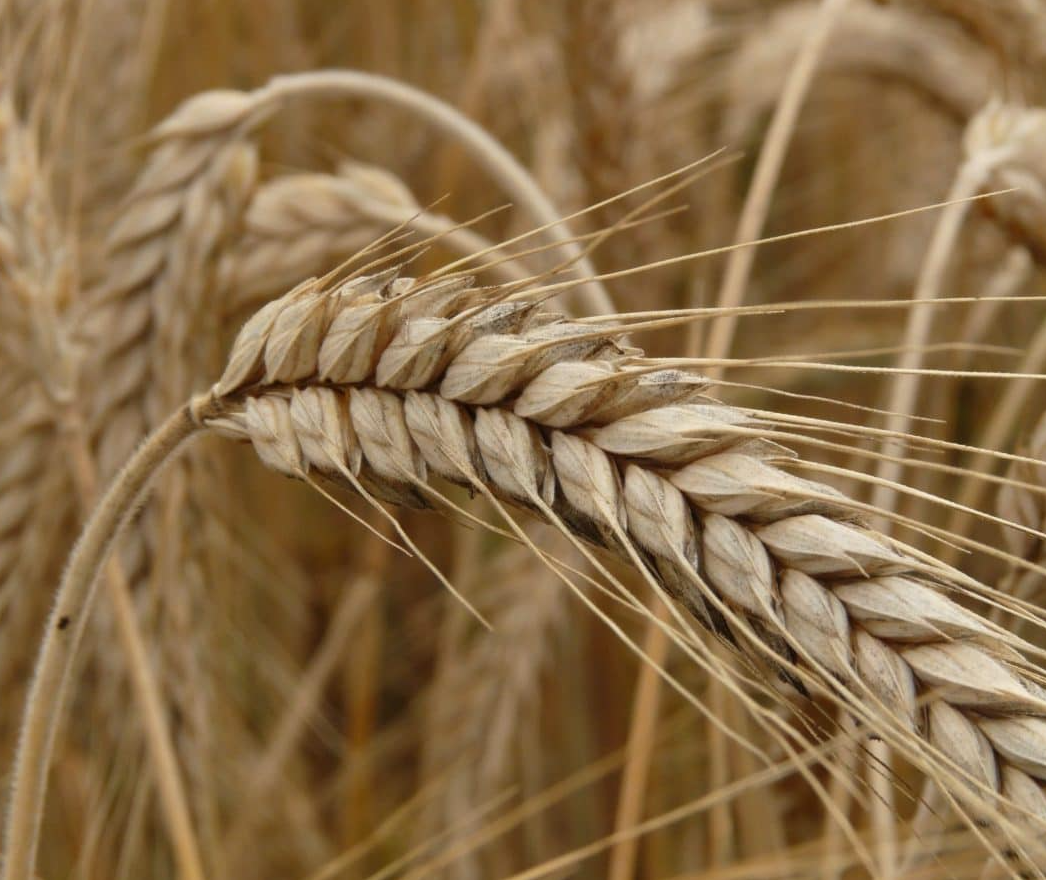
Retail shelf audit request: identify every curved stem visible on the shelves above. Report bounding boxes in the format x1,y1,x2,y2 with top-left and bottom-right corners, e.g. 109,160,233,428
864,150,1001,879
258,69,614,316
869,158,992,523
64,418,205,880
704,0,850,369
941,293,1046,566
2,405,200,880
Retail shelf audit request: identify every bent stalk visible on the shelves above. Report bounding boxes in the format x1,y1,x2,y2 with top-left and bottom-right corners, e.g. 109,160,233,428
2,405,200,880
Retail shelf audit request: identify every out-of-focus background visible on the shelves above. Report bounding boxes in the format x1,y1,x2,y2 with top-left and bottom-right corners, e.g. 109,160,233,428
2,1,1046,877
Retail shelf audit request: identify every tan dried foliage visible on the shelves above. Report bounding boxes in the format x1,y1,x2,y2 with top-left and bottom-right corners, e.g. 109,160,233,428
5,2,1046,878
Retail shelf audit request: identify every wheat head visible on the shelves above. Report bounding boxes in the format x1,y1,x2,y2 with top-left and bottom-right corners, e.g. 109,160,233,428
187,267,1046,856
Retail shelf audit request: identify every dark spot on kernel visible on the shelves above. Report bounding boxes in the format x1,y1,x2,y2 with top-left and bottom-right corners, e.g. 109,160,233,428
57,616,71,631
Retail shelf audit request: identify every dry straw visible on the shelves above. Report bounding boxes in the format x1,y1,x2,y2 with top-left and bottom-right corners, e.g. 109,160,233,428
7,265,1046,879
11,4,1046,878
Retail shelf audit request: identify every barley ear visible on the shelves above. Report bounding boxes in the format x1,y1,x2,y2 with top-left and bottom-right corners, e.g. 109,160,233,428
197,269,1046,869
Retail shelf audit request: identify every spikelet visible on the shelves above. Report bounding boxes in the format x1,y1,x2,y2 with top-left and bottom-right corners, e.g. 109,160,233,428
196,269,1046,848
217,162,418,312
